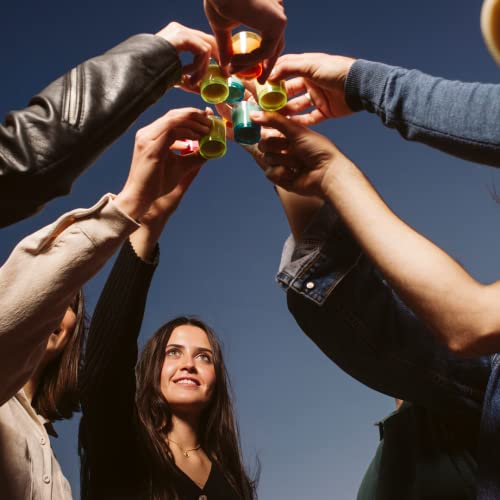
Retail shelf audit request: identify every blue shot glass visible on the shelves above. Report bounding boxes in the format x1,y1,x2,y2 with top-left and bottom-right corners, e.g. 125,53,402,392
231,101,261,145
225,76,245,103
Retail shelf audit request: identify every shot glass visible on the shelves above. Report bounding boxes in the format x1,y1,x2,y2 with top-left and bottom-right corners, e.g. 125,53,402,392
256,80,287,111
199,116,227,159
231,31,263,79
200,59,229,104
226,76,245,103
232,101,261,145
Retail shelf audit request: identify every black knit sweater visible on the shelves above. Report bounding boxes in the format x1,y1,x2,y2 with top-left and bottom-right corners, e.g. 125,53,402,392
78,240,239,500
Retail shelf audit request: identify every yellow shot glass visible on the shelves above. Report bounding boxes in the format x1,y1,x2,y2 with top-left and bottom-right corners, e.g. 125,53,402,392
231,31,263,79
256,80,287,111
200,59,229,104
199,116,227,160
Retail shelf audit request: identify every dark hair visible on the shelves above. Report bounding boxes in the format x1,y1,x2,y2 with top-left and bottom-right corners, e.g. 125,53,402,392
32,289,87,420
135,316,256,500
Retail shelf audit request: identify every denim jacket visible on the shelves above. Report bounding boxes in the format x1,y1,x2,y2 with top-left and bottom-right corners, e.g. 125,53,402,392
277,204,492,497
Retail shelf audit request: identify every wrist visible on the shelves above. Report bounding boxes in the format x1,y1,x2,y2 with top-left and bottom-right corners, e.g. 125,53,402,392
114,191,148,222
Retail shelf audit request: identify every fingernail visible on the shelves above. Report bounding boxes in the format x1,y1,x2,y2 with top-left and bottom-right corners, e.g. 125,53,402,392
251,111,263,119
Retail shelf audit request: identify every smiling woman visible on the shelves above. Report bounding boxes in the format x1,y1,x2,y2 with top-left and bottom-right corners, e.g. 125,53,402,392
77,108,255,500
135,317,252,499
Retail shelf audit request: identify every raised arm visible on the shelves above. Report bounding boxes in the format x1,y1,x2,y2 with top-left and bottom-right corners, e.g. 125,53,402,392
271,53,500,167
0,107,210,407
79,108,208,497
204,0,287,81
0,22,216,227
252,110,497,358
238,130,487,414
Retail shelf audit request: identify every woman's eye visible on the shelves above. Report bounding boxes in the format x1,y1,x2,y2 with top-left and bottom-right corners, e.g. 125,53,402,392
166,349,180,357
198,353,212,363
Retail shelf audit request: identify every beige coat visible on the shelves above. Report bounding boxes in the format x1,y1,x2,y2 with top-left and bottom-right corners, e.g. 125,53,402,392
0,194,138,499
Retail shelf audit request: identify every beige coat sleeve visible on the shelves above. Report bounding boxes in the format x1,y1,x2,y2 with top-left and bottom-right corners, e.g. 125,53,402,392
0,194,139,405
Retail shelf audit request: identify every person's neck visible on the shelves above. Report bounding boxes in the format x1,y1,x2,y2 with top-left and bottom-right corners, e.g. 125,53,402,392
167,413,201,449
22,362,45,404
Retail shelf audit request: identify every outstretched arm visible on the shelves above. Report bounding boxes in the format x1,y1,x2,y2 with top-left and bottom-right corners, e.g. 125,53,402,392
271,53,500,167
252,110,500,358
79,108,207,496
0,22,216,227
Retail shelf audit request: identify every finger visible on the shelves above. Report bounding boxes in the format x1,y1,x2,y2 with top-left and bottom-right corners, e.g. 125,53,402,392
250,110,304,140
270,54,314,82
284,77,307,98
187,51,210,85
259,35,285,83
191,29,220,61
214,102,233,122
280,93,317,117
164,127,206,146
175,77,202,95
288,109,327,127
213,28,234,68
258,135,289,153
262,152,297,168
137,108,210,143
170,140,199,153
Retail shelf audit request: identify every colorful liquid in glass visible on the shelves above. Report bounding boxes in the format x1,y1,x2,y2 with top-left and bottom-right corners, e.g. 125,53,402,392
256,80,287,111
199,117,227,159
201,61,229,104
226,76,245,103
232,31,263,79
232,101,261,145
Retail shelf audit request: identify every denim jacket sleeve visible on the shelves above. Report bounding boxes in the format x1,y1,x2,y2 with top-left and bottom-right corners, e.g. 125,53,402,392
345,60,500,167
278,204,491,416
0,34,181,227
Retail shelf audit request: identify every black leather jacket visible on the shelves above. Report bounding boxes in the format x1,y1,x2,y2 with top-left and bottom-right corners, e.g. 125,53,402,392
0,34,181,227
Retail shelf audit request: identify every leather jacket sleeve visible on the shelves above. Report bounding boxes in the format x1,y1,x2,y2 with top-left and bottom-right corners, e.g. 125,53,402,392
0,34,181,227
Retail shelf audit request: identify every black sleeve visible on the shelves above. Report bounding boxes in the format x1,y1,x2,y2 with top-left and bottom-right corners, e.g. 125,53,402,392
0,34,181,227
79,239,158,497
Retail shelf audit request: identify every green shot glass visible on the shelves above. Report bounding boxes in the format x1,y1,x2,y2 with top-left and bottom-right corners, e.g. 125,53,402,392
199,116,227,159
200,59,229,104
256,80,287,111
226,76,245,103
231,101,261,145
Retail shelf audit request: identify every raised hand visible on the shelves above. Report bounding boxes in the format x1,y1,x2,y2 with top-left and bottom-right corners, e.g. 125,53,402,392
250,110,350,198
115,108,212,222
203,0,287,82
270,53,356,125
156,22,219,86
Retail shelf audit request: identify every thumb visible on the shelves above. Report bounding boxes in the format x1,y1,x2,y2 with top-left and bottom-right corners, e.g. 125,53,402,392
250,110,304,140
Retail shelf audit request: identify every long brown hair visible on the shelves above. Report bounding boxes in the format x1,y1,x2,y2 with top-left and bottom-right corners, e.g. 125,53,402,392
135,316,256,500
32,289,87,420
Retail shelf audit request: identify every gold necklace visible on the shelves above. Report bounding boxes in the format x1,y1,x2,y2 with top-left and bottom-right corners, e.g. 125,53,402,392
168,438,201,458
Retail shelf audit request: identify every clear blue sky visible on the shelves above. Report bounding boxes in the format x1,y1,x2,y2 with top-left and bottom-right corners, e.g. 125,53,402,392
1,0,499,498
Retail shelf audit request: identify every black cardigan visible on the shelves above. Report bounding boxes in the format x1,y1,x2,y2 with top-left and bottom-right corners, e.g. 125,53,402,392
78,240,239,500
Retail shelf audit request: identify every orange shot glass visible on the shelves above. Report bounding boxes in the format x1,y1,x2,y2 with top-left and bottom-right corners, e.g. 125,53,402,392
231,31,263,79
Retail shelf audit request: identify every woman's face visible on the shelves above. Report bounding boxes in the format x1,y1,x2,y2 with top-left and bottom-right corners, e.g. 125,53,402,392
44,305,77,362
160,325,216,414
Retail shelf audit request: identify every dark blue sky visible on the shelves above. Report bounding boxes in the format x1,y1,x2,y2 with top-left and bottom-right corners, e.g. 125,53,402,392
1,1,499,498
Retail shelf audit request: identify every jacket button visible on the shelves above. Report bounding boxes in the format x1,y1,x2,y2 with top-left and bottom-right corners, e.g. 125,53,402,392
40,437,46,445
306,281,315,290
43,474,51,484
